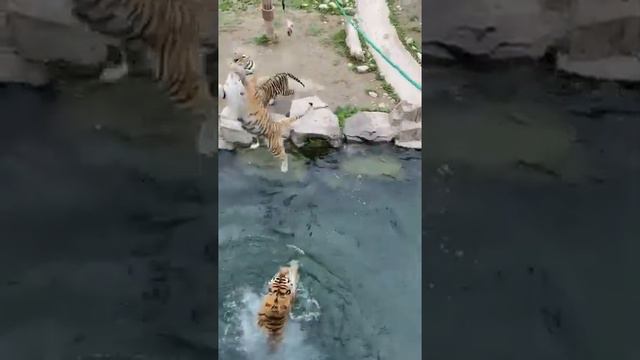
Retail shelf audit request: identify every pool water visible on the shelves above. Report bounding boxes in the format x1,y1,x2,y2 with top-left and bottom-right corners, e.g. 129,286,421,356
218,144,422,360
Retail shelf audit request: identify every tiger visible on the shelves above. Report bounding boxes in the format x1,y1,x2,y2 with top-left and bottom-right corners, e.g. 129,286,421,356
228,53,305,106
71,0,214,117
257,260,300,352
239,72,315,173
256,72,305,107
232,52,256,75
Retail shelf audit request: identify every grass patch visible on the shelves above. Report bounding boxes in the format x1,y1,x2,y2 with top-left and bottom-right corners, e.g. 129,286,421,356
380,80,400,102
219,0,255,12
335,104,391,128
335,105,359,128
386,0,421,63
253,34,271,46
289,0,356,16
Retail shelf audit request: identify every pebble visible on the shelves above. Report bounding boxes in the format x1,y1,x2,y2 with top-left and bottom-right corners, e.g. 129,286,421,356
368,91,378,98
356,65,370,73
318,4,329,10
378,103,387,110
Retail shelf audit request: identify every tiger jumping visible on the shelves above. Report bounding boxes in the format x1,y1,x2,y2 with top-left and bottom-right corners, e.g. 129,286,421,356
256,260,300,352
239,72,315,173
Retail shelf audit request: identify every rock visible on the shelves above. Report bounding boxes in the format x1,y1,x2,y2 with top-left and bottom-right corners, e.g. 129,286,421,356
345,21,365,61
422,0,640,81
394,139,422,149
9,12,109,65
0,46,49,86
343,111,397,143
6,0,216,66
356,65,370,73
556,17,640,81
390,100,421,127
368,91,378,98
394,119,421,149
289,96,342,148
218,106,254,148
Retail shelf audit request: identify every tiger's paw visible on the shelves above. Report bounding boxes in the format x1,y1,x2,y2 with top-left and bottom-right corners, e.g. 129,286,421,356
250,138,260,149
99,62,129,83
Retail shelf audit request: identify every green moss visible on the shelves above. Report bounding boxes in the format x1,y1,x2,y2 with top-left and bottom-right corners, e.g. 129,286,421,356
335,105,359,128
386,0,421,62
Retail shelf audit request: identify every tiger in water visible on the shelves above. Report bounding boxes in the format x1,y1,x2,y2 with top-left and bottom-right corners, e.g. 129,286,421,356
234,70,315,173
230,53,305,107
71,0,214,117
257,260,300,352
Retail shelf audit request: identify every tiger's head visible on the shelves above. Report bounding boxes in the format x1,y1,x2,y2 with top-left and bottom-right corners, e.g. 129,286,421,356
231,52,255,75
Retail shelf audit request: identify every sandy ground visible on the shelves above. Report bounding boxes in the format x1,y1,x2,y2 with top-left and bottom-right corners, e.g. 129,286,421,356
219,9,389,113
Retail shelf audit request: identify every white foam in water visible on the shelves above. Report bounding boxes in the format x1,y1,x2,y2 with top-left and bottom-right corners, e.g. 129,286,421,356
286,244,306,255
221,287,324,360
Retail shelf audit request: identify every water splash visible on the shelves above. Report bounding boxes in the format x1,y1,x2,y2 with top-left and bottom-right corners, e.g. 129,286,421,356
221,287,324,360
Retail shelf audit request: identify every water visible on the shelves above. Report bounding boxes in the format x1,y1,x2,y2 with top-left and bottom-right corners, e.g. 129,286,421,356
423,65,640,360
0,80,216,359
218,145,422,360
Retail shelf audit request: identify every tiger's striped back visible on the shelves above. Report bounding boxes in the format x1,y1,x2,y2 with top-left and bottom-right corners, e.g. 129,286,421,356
71,0,214,116
257,261,300,352
256,72,305,107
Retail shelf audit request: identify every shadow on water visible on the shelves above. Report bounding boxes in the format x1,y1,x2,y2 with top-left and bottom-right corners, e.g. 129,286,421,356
218,144,422,360
0,80,216,359
424,65,640,360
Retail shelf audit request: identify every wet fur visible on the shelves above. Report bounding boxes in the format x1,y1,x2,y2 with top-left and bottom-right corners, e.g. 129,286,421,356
257,260,300,352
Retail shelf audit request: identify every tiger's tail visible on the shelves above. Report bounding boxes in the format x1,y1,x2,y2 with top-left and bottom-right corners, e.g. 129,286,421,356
278,102,314,128
284,72,305,88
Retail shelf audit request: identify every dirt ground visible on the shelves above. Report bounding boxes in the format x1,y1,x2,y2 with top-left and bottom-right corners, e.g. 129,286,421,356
218,9,387,113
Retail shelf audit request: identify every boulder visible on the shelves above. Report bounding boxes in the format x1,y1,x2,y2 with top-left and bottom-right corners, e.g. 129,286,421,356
394,120,422,149
218,106,254,149
0,46,49,86
389,100,421,127
289,96,343,148
422,0,640,82
343,111,397,143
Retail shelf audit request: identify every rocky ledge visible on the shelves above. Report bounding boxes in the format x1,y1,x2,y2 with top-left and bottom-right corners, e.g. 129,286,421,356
218,97,422,152
423,0,640,82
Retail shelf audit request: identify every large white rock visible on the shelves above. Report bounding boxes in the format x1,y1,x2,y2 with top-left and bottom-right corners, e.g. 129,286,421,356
218,106,254,148
394,120,422,149
289,96,343,148
343,111,397,143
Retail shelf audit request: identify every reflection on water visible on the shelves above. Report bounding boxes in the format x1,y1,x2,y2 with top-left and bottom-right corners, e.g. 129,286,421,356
424,65,640,360
218,145,422,360
0,81,216,359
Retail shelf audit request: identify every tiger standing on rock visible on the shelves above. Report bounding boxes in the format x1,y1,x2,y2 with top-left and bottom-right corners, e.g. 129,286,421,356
238,70,315,173
257,260,300,352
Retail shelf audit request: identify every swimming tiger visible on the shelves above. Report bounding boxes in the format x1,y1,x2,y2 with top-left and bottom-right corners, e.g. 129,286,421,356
71,0,214,117
257,260,300,352
240,72,314,173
